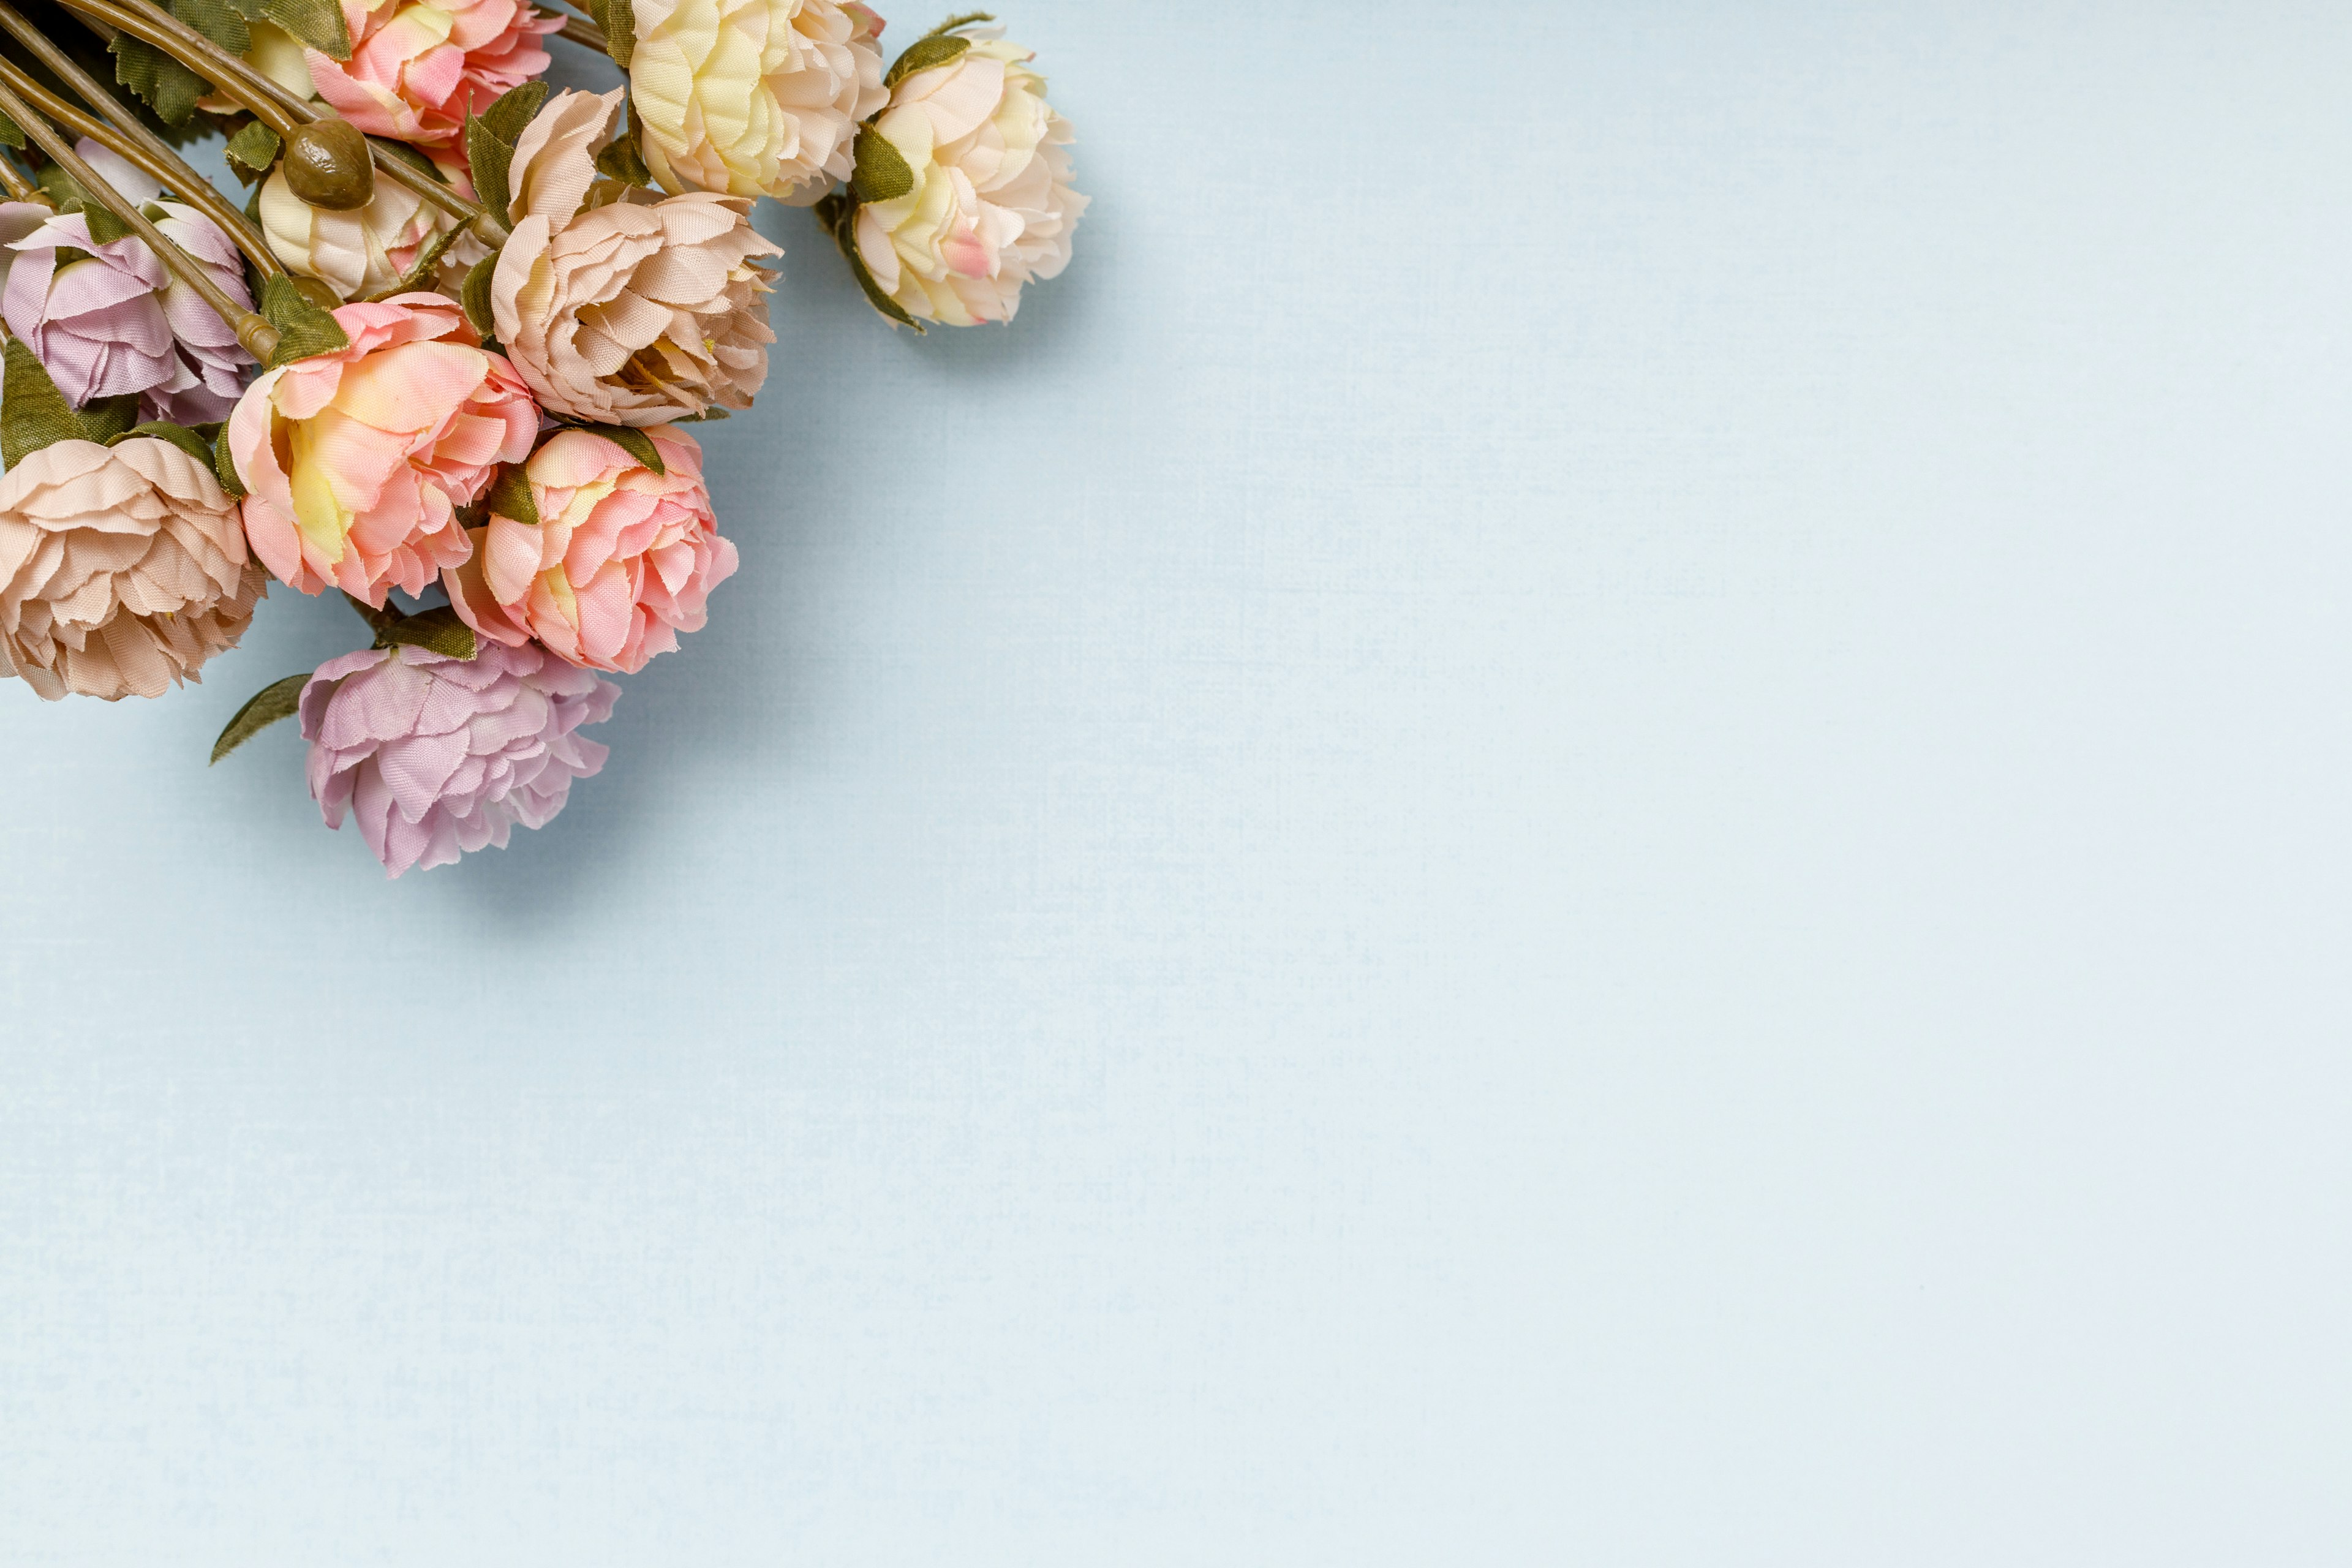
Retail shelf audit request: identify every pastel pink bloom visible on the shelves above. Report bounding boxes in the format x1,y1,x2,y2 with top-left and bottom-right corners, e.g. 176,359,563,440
300,639,619,878
445,425,736,673
228,292,539,606
1,143,254,421
307,0,559,150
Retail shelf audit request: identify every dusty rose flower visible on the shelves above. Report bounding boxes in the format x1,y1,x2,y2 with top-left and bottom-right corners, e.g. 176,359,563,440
3,142,254,421
491,89,780,426
445,424,736,673
854,32,1086,326
629,0,885,202
0,436,265,701
306,0,559,150
259,150,488,301
228,293,538,606
300,639,618,877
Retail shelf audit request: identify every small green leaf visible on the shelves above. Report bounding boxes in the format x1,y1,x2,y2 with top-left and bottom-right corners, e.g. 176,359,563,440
2,341,90,468
482,464,537,525
77,394,139,444
815,194,922,332
109,33,208,128
850,127,914,204
223,119,281,183
260,272,350,367
459,251,500,340
0,113,22,150
78,200,130,246
465,81,546,219
249,0,350,58
210,673,310,764
884,31,971,90
599,0,635,68
115,420,217,465
211,421,245,497
593,118,653,188
172,0,251,55
568,422,664,473
480,79,549,146
377,606,477,660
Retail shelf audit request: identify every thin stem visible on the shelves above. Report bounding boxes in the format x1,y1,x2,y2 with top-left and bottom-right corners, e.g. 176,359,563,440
0,64,281,277
0,151,40,202
556,14,607,51
0,75,276,362
0,0,278,273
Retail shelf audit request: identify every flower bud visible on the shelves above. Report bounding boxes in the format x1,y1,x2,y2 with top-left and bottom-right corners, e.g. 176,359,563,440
282,119,375,211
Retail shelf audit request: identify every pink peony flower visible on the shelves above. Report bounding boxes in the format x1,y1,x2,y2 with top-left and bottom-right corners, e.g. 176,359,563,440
1,142,254,422
306,0,560,151
228,292,540,606
300,639,618,877
445,425,736,673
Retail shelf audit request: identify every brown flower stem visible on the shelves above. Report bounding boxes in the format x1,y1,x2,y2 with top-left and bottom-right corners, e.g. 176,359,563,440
0,67,282,278
0,74,277,361
0,151,42,202
554,14,608,51
59,0,510,243
0,0,280,274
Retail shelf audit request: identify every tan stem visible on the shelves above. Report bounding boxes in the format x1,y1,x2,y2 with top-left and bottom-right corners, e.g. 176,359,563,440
0,75,277,363
0,151,40,202
557,14,608,51
0,61,282,277
0,0,279,273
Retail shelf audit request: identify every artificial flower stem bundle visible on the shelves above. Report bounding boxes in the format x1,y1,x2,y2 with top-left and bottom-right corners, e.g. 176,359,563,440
0,0,1084,876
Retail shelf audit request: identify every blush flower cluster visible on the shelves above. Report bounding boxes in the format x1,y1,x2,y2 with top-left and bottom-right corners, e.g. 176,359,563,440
0,0,1082,876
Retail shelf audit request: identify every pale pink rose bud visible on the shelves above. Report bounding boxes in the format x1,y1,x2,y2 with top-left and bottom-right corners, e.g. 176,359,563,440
300,639,618,878
628,0,886,203
2,142,256,422
445,424,737,674
0,437,266,701
227,292,540,607
854,32,1086,326
491,89,782,427
304,0,559,151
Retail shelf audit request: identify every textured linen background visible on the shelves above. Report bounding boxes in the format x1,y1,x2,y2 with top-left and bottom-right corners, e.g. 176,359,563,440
6,2,2350,1562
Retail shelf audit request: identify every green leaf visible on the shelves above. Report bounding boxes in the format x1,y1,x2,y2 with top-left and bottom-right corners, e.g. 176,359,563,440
116,420,217,465
77,394,139,444
109,33,208,129
172,0,251,54
850,127,913,203
567,421,663,473
210,673,310,763
884,31,970,90
1,341,89,468
78,200,130,247
245,0,351,58
0,113,21,150
481,78,549,146
599,0,635,69
377,606,477,659
459,250,500,341
260,272,349,367
223,119,281,183
465,80,548,220
593,118,652,188
211,421,245,497
815,192,921,332
481,464,537,525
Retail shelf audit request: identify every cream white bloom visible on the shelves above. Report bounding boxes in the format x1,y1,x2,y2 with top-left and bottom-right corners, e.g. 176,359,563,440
259,160,487,301
853,32,1085,326
630,0,885,203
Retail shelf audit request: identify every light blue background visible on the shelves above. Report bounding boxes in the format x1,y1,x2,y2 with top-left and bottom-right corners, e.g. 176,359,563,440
6,1,2351,1560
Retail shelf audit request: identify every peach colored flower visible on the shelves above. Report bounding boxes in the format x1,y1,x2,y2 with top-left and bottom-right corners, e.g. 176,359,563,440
227,293,539,606
445,424,736,673
629,0,885,202
0,437,265,701
491,89,780,426
854,32,1086,326
301,639,617,876
259,149,488,301
306,0,559,150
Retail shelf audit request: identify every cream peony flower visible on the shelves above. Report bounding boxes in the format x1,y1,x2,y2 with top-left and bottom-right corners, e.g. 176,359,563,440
851,31,1085,326
629,0,885,203
491,89,781,426
260,156,488,301
0,437,266,701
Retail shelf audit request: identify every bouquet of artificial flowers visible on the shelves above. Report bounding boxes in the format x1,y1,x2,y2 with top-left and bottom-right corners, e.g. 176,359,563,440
0,0,1082,873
